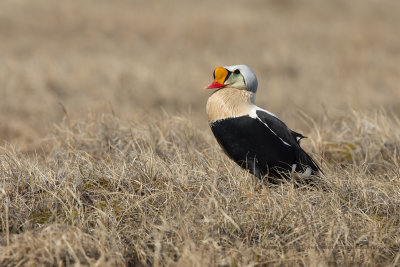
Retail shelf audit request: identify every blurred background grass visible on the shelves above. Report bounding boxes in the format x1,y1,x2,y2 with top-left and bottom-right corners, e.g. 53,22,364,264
1,0,399,150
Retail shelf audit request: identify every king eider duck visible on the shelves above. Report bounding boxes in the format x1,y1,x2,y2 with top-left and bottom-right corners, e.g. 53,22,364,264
205,65,322,182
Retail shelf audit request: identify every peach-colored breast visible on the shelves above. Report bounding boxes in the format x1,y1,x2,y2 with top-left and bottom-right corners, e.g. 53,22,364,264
206,88,255,123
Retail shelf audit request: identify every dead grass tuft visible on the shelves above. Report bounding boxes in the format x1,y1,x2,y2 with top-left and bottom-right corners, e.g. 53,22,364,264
1,112,400,266
0,224,124,266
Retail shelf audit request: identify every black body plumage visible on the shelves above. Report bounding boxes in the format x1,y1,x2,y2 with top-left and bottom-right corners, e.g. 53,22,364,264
210,110,321,181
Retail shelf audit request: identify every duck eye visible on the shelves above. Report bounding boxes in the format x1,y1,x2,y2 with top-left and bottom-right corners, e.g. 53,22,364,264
233,69,240,74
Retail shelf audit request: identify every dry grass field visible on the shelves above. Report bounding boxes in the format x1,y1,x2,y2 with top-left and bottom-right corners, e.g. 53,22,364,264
1,0,400,266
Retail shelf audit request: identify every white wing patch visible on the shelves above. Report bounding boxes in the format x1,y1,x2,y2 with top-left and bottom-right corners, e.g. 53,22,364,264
249,106,292,147
291,164,297,173
299,167,312,178
292,164,313,177
249,106,279,119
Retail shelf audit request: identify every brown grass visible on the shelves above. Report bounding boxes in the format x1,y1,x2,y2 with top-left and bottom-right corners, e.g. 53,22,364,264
1,112,400,266
1,0,400,266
